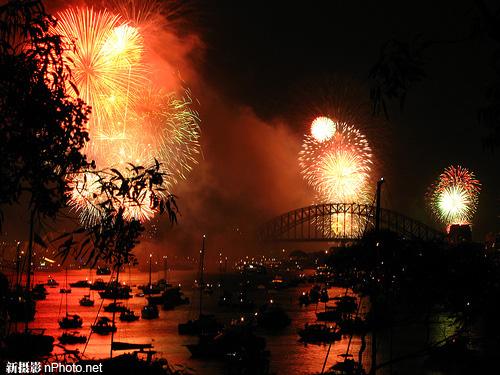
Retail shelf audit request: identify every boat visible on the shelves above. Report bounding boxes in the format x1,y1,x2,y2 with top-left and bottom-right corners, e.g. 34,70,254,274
69,280,91,288
316,306,341,321
186,324,266,359
91,317,116,335
32,284,48,300
333,296,357,314
59,313,83,329
141,304,159,319
89,278,107,290
257,300,291,330
46,276,59,287
139,283,163,295
119,308,140,322
156,278,171,290
323,355,366,375
298,323,341,343
58,331,87,345
104,302,128,313
143,254,188,308
138,254,164,295
187,328,270,374
146,286,189,306
111,342,153,351
58,269,82,329
96,266,111,275
79,294,94,307
178,314,223,336
59,268,72,294
6,292,36,322
338,317,369,334
178,236,223,335
99,286,132,300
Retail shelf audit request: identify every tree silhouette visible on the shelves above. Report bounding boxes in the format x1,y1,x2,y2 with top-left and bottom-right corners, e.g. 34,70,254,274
0,0,93,295
55,161,178,269
0,0,92,222
369,1,500,149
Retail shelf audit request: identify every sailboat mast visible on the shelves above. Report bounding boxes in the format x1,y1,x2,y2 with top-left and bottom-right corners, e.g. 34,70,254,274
163,256,167,283
149,253,152,287
26,210,35,293
15,242,20,287
199,235,205,318
110,264,120,359
65,267,68,315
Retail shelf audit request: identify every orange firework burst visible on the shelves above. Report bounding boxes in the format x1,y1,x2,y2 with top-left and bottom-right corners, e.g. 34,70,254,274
299,117,373,238
53,6,201,225
52,7,146,139
299,118,373,203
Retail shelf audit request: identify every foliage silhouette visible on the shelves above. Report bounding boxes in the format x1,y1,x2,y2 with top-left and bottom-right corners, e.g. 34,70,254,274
0,0,91,225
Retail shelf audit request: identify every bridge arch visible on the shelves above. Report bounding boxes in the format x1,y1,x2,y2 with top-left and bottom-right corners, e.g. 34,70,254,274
258,203,444,242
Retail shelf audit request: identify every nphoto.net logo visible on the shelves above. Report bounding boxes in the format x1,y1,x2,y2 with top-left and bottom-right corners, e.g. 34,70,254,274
5,362,104,374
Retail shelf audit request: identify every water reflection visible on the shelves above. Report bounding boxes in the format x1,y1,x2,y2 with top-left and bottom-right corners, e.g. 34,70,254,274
18,269,373,374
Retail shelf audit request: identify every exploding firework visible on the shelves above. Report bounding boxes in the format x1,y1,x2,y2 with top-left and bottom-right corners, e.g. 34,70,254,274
299,117,373,238
429,165,481,228
53,6,201,225
299,118,373,203
134,88,202,187
52,7,147,139
310,116,335,142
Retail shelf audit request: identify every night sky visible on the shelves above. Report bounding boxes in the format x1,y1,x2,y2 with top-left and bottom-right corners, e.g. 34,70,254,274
176,0,500,246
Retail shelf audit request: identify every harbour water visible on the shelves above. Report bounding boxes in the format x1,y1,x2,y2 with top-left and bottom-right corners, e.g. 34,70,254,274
16,268,370,374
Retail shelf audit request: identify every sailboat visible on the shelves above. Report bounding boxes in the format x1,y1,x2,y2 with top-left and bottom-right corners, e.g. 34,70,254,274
79,294,94,307
59,268,83,329
58,331,87,345
91,317,116,335
59,268,71,294
178,235,222,336
119,308,140,322
139,254,162,294
96,265,111,275
98,280,132,299
141,303,159,319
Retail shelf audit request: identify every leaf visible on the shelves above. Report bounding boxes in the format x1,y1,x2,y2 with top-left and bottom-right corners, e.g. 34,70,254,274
111,168,125,180
50,231,72,242
34,232,47,248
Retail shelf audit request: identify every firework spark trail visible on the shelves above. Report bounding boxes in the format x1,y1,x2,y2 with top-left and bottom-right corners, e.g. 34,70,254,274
135,88,202,188
429,165,481,228
53,6,201,225
299,119,373,204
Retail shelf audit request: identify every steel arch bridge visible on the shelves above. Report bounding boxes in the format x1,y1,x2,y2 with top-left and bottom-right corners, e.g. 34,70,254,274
258,203,444,242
